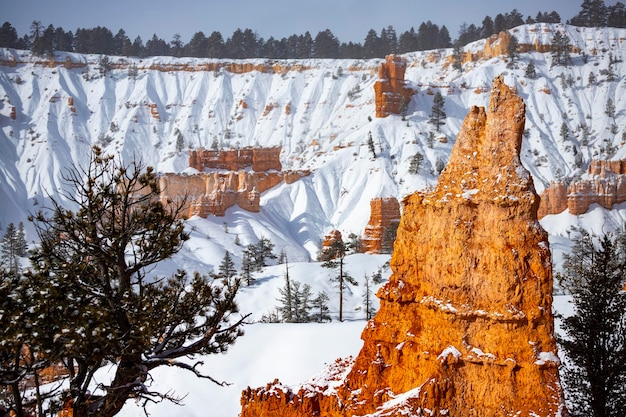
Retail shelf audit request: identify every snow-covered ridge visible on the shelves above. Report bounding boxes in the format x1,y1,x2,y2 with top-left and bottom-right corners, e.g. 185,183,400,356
1,23,625,260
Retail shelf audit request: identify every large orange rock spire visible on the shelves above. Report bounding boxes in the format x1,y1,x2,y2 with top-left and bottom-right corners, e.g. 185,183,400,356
240,75,568,417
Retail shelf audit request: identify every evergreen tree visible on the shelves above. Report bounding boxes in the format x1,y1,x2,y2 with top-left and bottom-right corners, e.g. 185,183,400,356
560,122,570,141
556,230,626,417
1,223,27,274
551,31,572,66
175,129,185,151
294,282,313,323
588,71,597,86
507,34,519,63
571,0,608,27
408,152,424,174
311,291,331,323
429,91,446,131
605,97,616,118
452,42,464,72
241,249,255,285
216,251,237,280
320,238,358,322
24,146,247,417
277,262,295,322
362,274,376,320
367,131,377,158
0,22,19,48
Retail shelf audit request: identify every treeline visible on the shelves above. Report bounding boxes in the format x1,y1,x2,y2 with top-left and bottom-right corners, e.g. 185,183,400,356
1,1,625,59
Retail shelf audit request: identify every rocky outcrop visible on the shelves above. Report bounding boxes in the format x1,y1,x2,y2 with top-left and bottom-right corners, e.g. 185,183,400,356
538,159,626,217
189,147,282,172
160,169,308,218
321,230,343,254
240,76,567,417
374,55,414,118
362,197,401,253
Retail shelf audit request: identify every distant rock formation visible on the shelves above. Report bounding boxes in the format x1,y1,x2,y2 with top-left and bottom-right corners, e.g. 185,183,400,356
159,147,308,217
240,76,567,417
362,197,401,253
374,55,414,118
189,146,282,172
538,159,626,218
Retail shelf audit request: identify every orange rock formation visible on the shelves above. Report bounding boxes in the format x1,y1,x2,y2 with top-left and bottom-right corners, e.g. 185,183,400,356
538,159,626,217
189,147,282,172
240,76,568,417
362,197,401,253
374,55,414,118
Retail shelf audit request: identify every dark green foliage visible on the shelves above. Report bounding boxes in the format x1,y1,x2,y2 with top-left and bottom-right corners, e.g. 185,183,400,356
551,31,572,66
408,152,424,174
429,91,446,131
507,35,519,62
175,129,185,151
320,238,358,322
570,0,608,27
311,291,331,323
19,146,247,417
346,233,363,254
367,131,376,158
1,222,27,274
560,122,570,141
605,97,616,118
556,230,626,417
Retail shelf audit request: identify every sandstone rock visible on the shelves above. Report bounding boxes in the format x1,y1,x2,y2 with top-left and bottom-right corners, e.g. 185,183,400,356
189,147,282,172
362,197,401,253
374,55,414,118
240,76,568,417
538,159,626,217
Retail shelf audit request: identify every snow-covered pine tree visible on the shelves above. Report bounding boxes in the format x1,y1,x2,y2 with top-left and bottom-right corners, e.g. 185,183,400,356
428,91,446,131
216,251,237,280
362,274,376,320
311,291,331,323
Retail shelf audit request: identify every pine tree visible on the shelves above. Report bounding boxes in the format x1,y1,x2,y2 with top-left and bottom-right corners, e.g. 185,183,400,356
175,129,185,151
551,31,572,66
367,131,377,158
216,251,237,280
556,229,626,417
1,223,27,274
605,97,616,118
241,248,255,285
311,291,331,323
24,146,247,417
362,274,376,320
408,152,424,174
525,60,536,80
560,122,570,141
507,35,519,63
429,91,446,131
277,262,295,322
294,283,312,323
320,238,358,322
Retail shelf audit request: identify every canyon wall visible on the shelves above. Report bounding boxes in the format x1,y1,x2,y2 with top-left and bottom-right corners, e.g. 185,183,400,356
240,76,567,417
538,159,626,218
362,197,401,253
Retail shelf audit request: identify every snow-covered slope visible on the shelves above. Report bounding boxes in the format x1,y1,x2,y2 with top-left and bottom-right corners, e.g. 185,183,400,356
2,24,625,252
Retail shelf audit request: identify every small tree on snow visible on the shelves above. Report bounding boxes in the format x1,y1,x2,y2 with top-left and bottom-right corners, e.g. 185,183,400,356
362,274,377,320
311,291,331,323
367,131,376,158
429,91,446,132
216,251,237,280
1,222,28,274
320,239,358,322
408,152,424,174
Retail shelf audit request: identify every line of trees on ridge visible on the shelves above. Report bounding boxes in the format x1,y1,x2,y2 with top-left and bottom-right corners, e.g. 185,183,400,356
1,1,625,59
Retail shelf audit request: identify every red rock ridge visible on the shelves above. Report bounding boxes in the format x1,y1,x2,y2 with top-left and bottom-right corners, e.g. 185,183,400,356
538,159,626,218
189,147,282,172
240,75,568,417
362,197,401,253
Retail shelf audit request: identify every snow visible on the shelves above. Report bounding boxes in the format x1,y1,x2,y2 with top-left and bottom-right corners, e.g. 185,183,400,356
2,23,626,417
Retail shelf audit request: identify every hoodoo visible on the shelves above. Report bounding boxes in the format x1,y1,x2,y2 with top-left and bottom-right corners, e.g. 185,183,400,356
240,76,567,416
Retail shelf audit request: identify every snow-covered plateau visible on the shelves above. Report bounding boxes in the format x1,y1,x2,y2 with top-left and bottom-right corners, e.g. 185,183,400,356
1,23,625,416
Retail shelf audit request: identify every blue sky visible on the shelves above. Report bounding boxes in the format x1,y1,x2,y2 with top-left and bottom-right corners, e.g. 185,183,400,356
0,0,613,44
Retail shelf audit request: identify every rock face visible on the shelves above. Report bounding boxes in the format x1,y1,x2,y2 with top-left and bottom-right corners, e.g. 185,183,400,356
374,55,414,118
362,197,401,253
189,146,282,172
240,76,567,417
158,147,307,217
538,159,626,218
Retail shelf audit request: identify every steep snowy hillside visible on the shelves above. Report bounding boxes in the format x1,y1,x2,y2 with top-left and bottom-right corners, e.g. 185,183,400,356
1,23,625,262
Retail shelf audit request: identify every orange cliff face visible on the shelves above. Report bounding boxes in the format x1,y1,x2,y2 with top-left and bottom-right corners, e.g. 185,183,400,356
362,197,401,253
158,147,308,218
240,76,568,417
374,55,414,118
538,159,626,218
